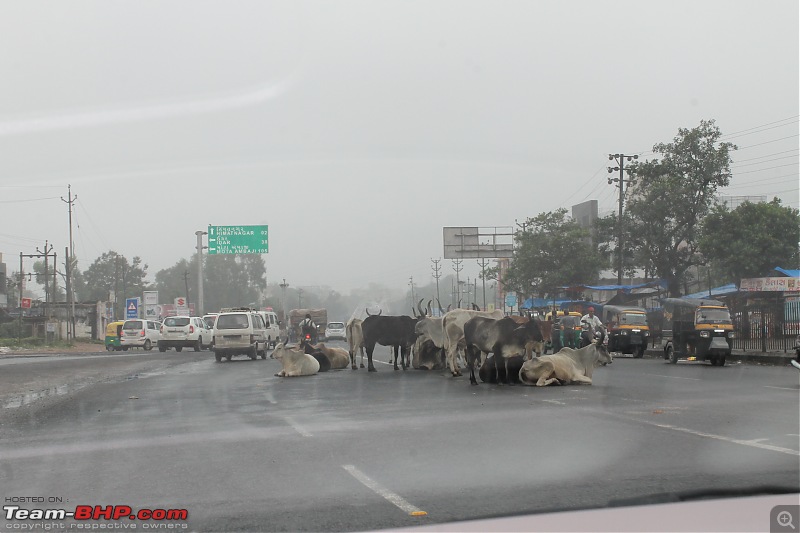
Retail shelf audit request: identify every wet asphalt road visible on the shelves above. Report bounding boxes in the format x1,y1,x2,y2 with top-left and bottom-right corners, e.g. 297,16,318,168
1,343,798,532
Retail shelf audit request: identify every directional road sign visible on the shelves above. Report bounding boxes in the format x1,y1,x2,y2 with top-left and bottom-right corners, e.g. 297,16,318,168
505,293,517,308
126,298,140,319
207,225,269,255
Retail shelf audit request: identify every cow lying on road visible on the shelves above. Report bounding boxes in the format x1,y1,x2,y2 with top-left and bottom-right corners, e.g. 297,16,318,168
312,343,350,369
300,340,331,372
518,336,612,386
273,343,320,377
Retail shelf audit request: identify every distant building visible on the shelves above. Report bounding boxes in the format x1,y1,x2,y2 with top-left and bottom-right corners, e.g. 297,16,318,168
571,200,598,245
717,195,766,209
0,253,7,308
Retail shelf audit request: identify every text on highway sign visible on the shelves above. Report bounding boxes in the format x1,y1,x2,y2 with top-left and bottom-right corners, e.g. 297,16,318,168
207,225,269,255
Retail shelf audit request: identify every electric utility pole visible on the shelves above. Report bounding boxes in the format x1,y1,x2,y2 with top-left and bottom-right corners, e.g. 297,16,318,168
61,185,77,339
431,258,442,313
607,153,638,284
452,259,463,308
477,258,490,310
409,276,416,310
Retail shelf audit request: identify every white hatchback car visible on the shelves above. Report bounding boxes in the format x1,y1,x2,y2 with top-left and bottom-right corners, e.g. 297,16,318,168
325,321,346,341
158,316,212,352
120,319,162,351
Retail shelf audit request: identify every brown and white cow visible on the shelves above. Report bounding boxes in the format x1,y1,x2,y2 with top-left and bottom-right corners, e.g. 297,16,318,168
312,343,350,370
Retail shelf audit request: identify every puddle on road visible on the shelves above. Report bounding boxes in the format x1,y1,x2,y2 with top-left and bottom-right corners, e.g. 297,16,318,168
3,383,87,409
3,359,213,410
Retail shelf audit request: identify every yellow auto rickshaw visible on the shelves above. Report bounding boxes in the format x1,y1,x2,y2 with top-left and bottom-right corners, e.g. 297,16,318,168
105,321,125,351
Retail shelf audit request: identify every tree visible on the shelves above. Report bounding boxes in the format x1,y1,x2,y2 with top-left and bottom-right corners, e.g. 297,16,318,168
82,251,151,317
496,209,605,299
700,199,800,285
623,119,736,296
154,258,195,305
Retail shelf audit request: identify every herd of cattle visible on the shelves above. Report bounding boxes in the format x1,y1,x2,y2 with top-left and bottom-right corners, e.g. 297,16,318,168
271,300,613,386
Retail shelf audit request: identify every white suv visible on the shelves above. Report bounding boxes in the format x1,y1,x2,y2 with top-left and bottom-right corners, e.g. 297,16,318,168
158,316,212,352
120,319,161,351
212,310,267,362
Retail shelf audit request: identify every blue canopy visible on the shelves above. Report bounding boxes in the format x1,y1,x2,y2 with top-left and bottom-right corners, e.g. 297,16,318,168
521,298,568,309
682,283,739,299
774,267,800,277
561,280,666,293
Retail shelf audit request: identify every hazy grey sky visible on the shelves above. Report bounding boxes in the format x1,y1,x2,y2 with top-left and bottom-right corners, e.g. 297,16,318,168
1,1,798,293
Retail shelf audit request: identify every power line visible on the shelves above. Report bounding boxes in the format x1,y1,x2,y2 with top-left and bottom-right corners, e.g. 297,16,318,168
731,154,798,167
737,134,800,150
731,163,798,175
720,115,799,138
558,164,606,207
0,196,59,204
725,175,799,189
734,148,799,162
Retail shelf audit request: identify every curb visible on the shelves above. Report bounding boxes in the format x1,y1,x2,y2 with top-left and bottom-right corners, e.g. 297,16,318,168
642,348,796,366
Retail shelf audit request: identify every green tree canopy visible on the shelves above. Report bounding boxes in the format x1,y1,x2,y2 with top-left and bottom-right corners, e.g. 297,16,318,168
82,251,151,317
624,119,736,296
498,208,605,299
700,199,800,285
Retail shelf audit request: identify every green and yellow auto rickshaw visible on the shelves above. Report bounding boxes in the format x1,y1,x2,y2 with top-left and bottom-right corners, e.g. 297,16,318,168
661,298,734,366
602,305,651,358
105,321,125,351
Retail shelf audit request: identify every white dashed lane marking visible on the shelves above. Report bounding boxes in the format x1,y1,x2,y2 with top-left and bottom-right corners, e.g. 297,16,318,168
343,464,427,516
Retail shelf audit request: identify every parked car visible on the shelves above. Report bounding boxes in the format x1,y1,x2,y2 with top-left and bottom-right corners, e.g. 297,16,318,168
158,316,212,352
325,321,346,341
120,319,162,351
212,309,267,362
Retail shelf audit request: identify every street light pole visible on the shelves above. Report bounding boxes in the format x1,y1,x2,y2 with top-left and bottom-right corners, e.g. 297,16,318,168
195,230,207,314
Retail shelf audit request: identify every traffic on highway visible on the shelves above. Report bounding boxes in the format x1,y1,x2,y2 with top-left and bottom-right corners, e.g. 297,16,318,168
2,2,799,532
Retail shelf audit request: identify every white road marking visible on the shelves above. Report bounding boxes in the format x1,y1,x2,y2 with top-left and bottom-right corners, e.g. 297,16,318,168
644,373,701,381
541,399,566,405
342,464,426,516
622,416,799,456
763,386,798,391
283,416,312,437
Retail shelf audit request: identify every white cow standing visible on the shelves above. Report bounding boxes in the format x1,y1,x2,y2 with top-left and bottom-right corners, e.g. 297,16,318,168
346,318,365,369
273,343,320,377
442,308,504,376
518,339,612,386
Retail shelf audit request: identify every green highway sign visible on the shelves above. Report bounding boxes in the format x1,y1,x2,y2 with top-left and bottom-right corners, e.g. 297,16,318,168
207,225,269,255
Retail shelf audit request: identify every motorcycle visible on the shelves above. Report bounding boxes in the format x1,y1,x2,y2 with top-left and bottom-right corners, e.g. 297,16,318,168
580,320,607,348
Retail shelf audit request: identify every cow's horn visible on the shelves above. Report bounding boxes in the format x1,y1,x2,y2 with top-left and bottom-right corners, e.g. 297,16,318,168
427,300,432,316
366,308,372,317
417,298,426,318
